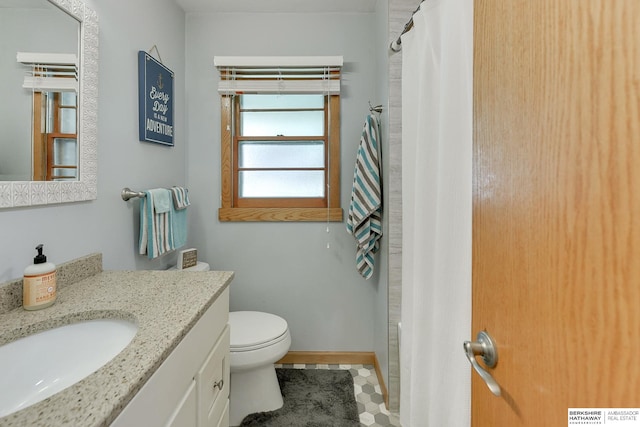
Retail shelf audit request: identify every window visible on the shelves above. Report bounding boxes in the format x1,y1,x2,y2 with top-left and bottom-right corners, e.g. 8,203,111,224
216,57,343,222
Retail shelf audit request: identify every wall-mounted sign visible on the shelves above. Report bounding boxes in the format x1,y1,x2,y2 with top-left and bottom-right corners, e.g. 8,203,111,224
138,51,174,146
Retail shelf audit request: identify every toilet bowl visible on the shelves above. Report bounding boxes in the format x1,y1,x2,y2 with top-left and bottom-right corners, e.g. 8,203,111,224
229,311,291,426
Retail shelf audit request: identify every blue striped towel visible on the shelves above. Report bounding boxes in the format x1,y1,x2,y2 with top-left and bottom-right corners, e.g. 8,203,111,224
139,188,175,259
346,114,382,279
171,187,190,249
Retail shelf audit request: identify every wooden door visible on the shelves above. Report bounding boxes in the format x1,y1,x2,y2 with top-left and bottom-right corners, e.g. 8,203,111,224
472,0,640,425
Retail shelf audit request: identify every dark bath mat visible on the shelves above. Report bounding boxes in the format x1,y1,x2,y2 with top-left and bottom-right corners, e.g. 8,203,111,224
239,368,360,427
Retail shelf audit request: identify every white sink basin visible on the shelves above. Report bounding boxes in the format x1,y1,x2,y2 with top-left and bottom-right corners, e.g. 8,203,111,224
0,318,137,417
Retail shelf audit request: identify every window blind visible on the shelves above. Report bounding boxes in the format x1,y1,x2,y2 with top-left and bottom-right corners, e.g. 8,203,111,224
214,56,342,94
17,52,78,92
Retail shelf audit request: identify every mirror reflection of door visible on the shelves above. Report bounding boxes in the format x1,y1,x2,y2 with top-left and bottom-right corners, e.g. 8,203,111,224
32,90,77,181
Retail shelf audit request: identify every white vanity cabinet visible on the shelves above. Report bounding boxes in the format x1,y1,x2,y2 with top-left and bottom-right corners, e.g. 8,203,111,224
166,381,197,426
111,287,230,427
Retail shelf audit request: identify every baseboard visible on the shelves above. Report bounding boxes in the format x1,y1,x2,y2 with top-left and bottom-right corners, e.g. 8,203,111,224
372,354,389,408
277,351,389,408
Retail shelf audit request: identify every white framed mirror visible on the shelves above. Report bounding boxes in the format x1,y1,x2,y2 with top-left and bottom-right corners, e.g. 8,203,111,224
0,0,98,208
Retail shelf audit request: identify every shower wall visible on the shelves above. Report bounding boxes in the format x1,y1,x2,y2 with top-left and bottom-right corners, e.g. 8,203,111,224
387,0,421,413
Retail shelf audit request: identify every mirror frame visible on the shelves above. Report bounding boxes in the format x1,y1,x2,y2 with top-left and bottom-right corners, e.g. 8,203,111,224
0,0,98,209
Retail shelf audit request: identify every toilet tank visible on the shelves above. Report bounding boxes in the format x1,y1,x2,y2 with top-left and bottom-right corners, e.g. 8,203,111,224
168,262,210,271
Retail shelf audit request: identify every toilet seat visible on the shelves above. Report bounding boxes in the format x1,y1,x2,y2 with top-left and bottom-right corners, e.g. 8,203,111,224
231,330,290,352
229,311,289,352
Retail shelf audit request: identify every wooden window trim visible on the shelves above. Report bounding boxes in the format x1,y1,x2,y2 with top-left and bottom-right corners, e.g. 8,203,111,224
32,92,46,181
32,91,78,181
46,133,77,180
219,95,342,222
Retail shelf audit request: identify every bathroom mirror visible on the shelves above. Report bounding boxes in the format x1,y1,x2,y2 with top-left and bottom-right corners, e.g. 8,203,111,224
0,0,98,208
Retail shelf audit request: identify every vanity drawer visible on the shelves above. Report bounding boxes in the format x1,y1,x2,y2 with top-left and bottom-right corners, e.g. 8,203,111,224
197,325,230,427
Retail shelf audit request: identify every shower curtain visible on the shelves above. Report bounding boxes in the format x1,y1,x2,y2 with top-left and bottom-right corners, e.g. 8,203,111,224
400,0,473,426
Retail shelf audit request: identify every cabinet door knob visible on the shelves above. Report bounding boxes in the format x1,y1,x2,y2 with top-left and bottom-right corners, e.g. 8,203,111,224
213,379,224,391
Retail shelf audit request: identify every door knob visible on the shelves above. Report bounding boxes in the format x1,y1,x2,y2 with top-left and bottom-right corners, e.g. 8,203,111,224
464,331,501,396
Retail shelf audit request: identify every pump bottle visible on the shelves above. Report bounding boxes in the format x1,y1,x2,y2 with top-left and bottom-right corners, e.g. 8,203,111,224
23,244,57,310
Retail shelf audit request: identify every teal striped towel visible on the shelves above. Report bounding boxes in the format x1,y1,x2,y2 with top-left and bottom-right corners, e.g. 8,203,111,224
171,187,190,249
346,114,382,279
139,188,175,259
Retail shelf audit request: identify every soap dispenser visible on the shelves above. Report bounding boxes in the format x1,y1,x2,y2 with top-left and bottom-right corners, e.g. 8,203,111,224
23,244,57,310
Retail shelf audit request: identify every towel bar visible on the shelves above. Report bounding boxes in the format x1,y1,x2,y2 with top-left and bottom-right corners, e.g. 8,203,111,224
121,187,145,201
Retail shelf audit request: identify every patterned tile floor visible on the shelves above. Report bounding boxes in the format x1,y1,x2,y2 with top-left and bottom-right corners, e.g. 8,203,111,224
275,363,401,427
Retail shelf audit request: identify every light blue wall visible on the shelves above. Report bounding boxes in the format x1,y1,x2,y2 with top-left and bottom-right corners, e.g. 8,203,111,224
184,8,389,360
0,0,391,387
0,0,186,281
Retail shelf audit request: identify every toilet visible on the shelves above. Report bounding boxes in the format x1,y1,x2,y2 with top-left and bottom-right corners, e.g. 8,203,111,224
169,261,291,425
228,311,291,426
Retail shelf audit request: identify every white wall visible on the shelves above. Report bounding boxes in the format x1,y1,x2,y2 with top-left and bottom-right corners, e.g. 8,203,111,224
0,0,186,282
184,10,389,353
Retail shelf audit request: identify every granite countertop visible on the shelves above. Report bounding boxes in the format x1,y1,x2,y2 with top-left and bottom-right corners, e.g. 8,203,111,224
0,268,234,427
